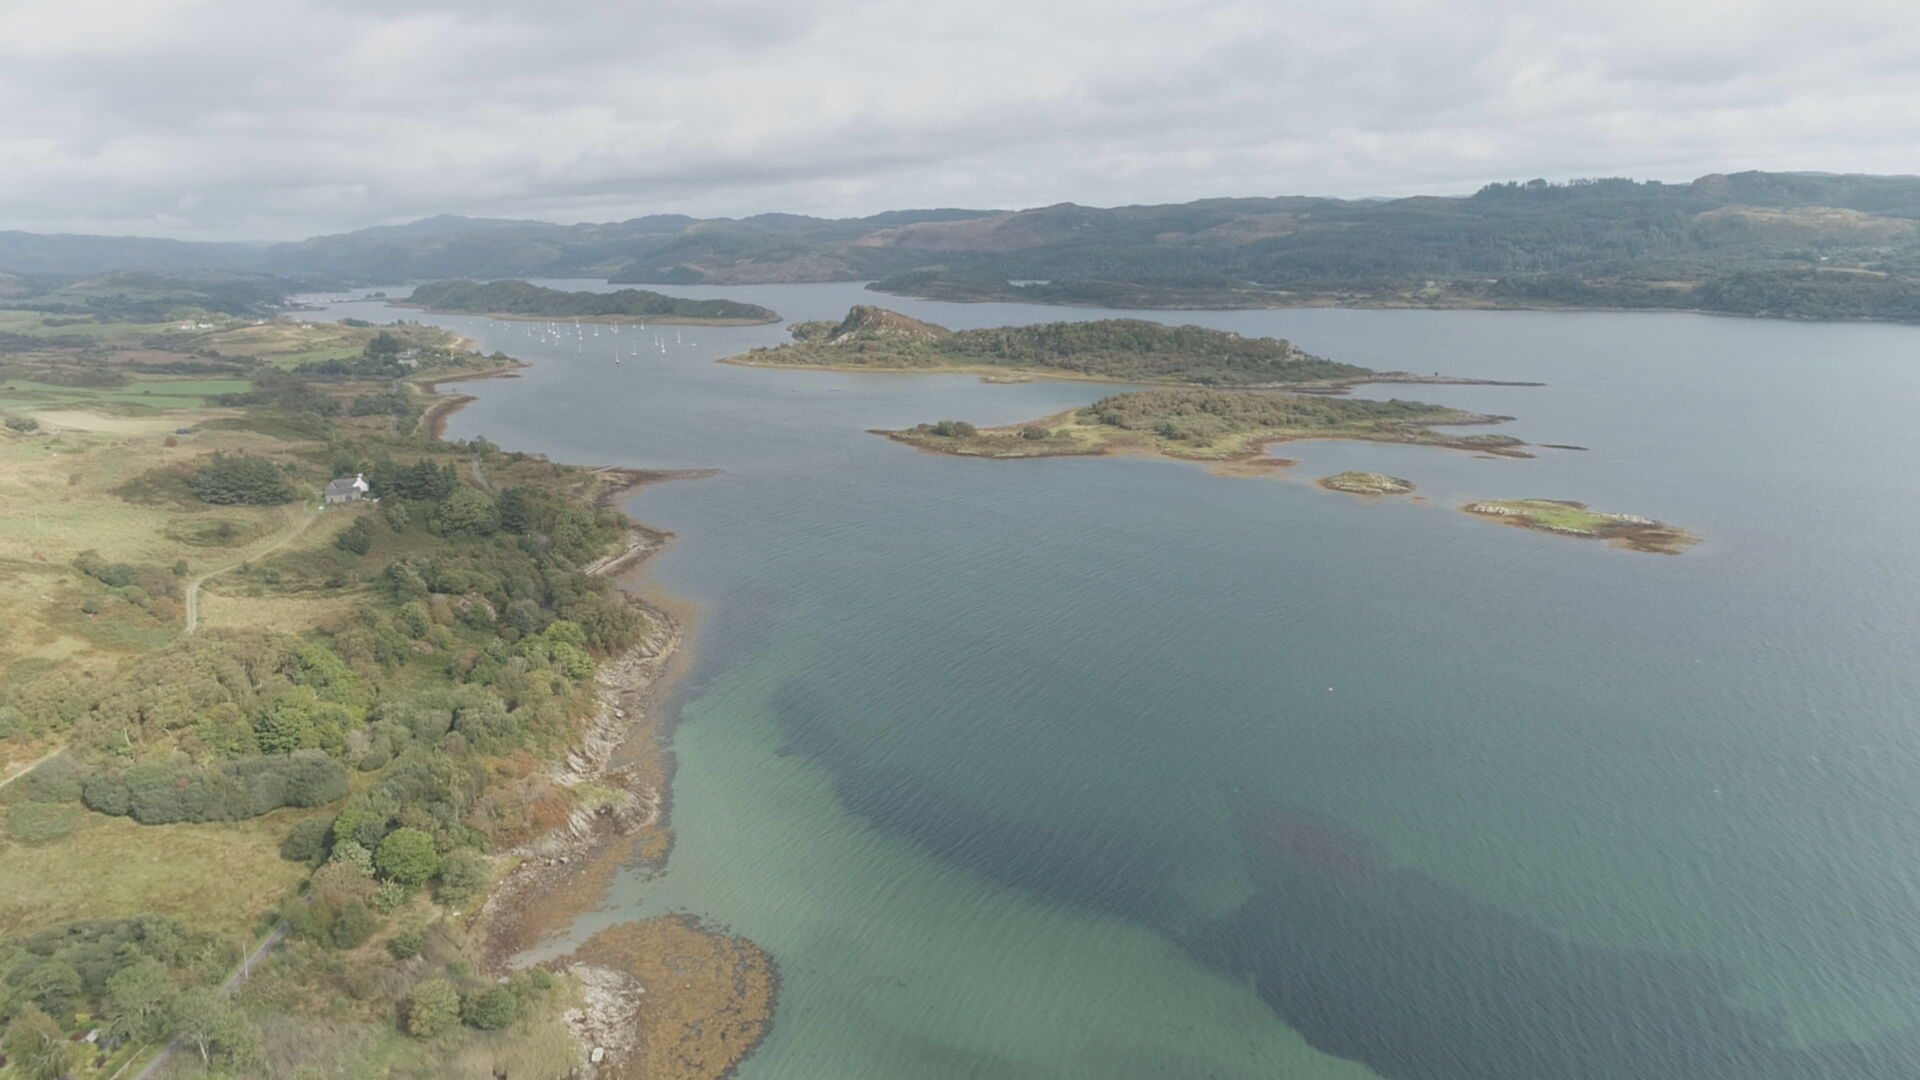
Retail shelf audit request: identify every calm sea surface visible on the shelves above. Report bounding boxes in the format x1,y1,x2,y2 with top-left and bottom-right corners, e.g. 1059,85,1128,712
300,283,1920,1078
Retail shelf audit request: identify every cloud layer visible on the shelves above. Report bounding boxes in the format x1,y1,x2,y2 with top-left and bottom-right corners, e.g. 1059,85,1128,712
2,0,1915,239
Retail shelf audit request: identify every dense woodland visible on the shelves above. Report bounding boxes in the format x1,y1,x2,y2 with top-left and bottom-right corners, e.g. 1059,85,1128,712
759,306,1372,385
406,279,776,322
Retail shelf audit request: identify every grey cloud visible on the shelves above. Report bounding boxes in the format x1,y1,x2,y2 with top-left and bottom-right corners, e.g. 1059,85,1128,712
0,0,1914,240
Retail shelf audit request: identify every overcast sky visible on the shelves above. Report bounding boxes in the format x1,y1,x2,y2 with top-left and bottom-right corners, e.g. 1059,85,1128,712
1,0,1915,240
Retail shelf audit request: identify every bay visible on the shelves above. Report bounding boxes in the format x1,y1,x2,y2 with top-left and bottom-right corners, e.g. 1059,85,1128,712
299,283,1920,1078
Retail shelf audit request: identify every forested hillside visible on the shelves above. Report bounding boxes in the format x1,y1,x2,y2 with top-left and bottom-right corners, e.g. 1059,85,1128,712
10,172,1920,322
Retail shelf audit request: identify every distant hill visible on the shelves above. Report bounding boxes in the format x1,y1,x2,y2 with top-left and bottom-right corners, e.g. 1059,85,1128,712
8,171,1920,321
0,230,266,276
1,271,287,322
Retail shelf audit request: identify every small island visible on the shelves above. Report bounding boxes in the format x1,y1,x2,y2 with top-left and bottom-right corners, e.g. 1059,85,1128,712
1318,471,1416,495
1463,499,1699,554
883,388,1528,467
732,305,1538,390
403,278,780,324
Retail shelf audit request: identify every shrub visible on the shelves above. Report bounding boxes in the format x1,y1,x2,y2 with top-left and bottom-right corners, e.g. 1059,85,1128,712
280,817,334,865
461,986,519,1030
4,414,38,433
386,930,424,960
434,849,489,908
335,518,374,556
405,977,460,1037
373,881,410,913
1021,425,1050,440
929,419,977,437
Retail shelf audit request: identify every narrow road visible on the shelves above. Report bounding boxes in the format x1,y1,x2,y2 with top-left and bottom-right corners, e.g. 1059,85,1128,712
0,746,63,791
184,505,322,633
127,922,289,1080
469,453,494,493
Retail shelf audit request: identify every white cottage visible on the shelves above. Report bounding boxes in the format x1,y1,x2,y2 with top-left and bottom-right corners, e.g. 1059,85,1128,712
324,474,370,505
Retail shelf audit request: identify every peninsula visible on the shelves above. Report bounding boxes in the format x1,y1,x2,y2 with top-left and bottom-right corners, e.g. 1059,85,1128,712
883,388,1527,466
1463,499,1699,554
0,277,773,1080
403,279,780,325
730,305,1537,390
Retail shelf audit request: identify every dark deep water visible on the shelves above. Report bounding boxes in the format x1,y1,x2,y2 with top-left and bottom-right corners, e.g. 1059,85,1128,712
301,283,1920,1078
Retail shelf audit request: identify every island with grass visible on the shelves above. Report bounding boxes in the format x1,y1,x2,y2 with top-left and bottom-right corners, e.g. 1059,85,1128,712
731,305,1539,390
403,278,780,325
883,388,1527,469
1463,499,1699,554
1318,471,1417,495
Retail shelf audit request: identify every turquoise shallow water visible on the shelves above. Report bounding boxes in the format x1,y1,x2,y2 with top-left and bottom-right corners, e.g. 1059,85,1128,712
305,285,1920,1078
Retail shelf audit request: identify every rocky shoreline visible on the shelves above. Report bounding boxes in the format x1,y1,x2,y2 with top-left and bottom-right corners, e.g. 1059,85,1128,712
1317,471,1417,496
1463,499,1699,554
424,379,775,1076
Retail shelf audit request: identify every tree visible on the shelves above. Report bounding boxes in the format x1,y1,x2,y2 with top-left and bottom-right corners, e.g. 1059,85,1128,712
495,488,537,534
106,955,179,1042
405,977,460,1037
431,486,498,537
253,687,325,754
381,498,411,531
3,1005,70,1080
461,985,519,1030
381,560,430,601
375,827,442,885
21,958,83,1016
175,987,263,1069
329,839,377,877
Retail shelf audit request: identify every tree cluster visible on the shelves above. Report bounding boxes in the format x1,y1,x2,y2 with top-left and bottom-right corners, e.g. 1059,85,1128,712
187,450,300,505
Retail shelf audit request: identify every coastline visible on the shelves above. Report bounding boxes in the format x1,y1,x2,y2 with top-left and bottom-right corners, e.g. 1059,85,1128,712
414,357,527,439
418,365,777,1077
875,402,1533,470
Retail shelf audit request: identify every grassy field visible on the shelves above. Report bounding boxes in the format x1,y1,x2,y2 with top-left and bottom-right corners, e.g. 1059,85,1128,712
0,803,314,938
203,321,378,368
0,375,252,411
0,309,207,339
885,389,1528,465
1462,499,1699,554
1465,499,1621,532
